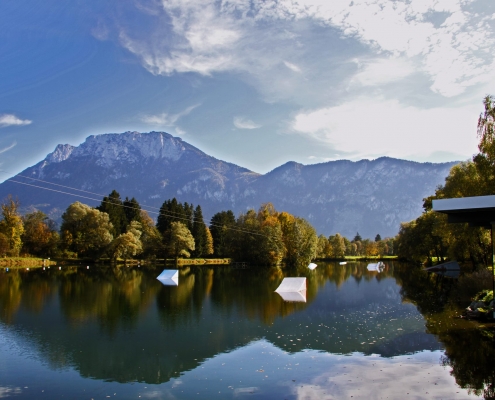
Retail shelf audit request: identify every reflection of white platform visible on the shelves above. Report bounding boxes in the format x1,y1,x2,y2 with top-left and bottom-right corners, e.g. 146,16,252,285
275,277,306,293
275,278,306,302
157,269,179,286
308,263,317,270
276,290,307,302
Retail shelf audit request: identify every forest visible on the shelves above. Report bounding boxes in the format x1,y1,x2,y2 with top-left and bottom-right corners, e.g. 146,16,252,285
0,190,395,267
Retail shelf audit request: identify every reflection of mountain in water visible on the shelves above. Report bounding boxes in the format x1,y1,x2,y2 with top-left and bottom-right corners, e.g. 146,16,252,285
370,331,443,357
0,263,443,384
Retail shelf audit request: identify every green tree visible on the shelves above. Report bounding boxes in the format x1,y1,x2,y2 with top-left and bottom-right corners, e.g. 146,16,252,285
139,210,163,259
61,202,113,259
21,211,59,256
156,198,186,234
204,226,214,256
123,197,141,225
353,232,362,242
233,204,285,266
278,212,317,267
167,221,195,260
375,234,381,242
0,196,24,256
210,210,236,257
97,190,128,236
0,233,8,256
316,234,328,258
329,233,345,258
191,205,208,257
110,221,143,262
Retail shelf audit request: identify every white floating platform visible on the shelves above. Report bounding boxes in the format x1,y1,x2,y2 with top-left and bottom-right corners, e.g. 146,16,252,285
276,290,307,303
157,269,179,286
308,263,317,270
339,261,347,265
275,277,306,293
367,262,384,272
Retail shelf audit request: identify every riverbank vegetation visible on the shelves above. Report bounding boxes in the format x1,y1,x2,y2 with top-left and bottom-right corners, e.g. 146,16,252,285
0,189,398,268
396,95,495,268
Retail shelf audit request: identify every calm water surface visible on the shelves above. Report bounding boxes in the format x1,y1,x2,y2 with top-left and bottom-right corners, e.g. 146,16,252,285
0,262,493,399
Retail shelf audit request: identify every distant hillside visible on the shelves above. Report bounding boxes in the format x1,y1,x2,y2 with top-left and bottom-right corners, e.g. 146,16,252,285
0,131,457,238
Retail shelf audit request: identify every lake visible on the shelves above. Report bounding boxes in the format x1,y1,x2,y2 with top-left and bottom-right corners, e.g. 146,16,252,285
0,262,493,399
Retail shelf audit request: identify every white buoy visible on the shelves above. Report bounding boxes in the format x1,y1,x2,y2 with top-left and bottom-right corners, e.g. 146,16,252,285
308,263,317,270
43,267,45,270
59,266,61,270
339,261,347,265
87,266,89,269
26,268,29,271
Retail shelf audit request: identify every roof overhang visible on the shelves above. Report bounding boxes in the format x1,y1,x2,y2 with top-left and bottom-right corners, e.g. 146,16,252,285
432,195,495,228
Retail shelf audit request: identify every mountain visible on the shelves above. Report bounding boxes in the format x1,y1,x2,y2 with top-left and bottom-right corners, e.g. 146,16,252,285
0,131,457,238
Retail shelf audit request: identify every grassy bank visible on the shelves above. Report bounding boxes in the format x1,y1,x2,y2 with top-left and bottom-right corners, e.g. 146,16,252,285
167,258,232,266
0,257,57,267
316,256,398,262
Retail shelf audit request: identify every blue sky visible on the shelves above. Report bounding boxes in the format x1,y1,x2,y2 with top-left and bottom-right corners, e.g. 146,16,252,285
1,0,494,180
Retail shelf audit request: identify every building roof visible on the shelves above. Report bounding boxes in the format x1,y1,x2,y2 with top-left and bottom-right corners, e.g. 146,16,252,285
432,195,495,228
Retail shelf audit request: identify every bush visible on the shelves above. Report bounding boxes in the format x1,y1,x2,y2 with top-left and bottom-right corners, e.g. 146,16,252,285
454,269,493,305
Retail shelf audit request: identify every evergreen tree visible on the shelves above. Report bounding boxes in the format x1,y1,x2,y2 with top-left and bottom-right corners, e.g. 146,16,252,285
184,202,194,231
156,198,186,234
375,234,382,242
123,197,141,225
97,190,127,236
353,232,362,242
192,205,208,257
210,210,236,257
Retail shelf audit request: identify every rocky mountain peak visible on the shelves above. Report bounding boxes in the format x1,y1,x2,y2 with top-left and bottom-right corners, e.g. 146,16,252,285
0,131,458,238
45,144,75,164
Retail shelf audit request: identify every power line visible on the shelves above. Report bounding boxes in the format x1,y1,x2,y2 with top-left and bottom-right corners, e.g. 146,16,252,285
6,178,269,238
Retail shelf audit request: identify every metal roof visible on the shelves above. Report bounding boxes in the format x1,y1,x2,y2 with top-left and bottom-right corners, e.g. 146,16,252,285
432,195,495,227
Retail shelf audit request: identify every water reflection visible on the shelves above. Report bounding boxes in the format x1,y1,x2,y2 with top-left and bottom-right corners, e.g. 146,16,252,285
0,262,491,398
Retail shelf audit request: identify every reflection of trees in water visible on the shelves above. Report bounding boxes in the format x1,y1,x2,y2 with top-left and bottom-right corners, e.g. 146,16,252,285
209,267,307,325
59,267,159,335
0,271,22,323
396,263,495,399
0,270,57,323
440,328,495,399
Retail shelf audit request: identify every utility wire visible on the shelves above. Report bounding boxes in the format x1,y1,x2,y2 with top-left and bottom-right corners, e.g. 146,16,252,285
6,178,269,238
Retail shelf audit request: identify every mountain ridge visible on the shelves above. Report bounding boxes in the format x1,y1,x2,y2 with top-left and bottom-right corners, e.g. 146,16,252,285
0,131,457,238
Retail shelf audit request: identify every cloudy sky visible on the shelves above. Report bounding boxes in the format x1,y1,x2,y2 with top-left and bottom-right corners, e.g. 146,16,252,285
1,0,494,179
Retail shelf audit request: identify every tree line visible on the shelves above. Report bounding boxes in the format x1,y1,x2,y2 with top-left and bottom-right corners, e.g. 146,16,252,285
396,95,495,267
0,190,332,266
315,232,395,259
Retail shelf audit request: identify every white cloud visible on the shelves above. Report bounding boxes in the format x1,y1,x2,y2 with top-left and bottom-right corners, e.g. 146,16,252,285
268,0,494,97
175,127,186,135
283,61,302,73
0,114,32,128
140,104,200,126
0,142,17,154
291,97,479,160
233,116,261,129
295,352,472,399
118,0,494,99
352,57,416,86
